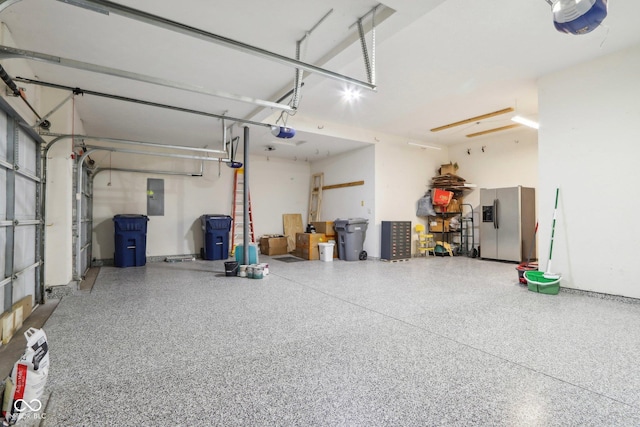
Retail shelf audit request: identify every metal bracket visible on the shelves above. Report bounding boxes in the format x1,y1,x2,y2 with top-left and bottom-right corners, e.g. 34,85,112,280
355,5,379,86
33,91,75,129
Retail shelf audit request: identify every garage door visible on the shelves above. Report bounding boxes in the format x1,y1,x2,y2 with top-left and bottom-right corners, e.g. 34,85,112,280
0,101,44,314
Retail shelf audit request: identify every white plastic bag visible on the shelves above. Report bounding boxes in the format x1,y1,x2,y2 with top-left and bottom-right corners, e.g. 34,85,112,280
2,328,49,425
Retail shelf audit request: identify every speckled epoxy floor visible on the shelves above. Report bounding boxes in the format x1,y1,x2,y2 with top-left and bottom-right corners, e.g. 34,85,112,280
32,257,640,426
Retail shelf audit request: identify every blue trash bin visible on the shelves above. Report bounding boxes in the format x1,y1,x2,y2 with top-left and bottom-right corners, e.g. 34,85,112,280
113,214,149,267
201,214,232,260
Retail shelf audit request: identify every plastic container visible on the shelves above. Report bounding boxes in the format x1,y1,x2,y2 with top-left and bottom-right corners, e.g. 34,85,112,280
235,243,259,265
113,214,149,267
334,218,368,261
524,270,561,295
259,263,269,275
253,265,264,279
201,214,232,261
318,242,334,262
516,262,538,284
224,261,238,277
239,265,248,277
246,265,255,279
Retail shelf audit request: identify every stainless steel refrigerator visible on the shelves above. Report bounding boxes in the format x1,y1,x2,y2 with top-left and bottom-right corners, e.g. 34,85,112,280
480,186,536,262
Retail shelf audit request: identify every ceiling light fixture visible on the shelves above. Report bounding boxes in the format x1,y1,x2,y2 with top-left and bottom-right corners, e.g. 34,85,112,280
407,142,442,150
342,88,361,102
511,115,540,129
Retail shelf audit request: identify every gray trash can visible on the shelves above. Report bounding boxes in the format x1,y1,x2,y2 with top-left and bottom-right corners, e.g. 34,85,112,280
334,218,368,261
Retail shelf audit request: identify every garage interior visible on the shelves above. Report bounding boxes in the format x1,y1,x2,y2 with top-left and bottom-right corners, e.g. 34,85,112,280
1,0,640,425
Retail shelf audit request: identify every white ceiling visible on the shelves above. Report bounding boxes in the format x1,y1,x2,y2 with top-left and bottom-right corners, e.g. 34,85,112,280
2,0,640,162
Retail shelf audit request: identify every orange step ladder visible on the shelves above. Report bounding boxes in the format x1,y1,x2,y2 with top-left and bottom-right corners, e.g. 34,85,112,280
230,168,255,256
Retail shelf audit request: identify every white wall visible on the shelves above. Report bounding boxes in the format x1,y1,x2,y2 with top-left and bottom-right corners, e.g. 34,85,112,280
42,90,82,287
249,156,311,237
310,145,376,255
374,142,449,257
92,152,310,260
448,128,538,209
538,44,640,298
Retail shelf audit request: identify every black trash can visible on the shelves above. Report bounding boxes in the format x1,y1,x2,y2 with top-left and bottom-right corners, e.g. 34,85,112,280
201,214,232,260
334,218,368,261
113,214,149,267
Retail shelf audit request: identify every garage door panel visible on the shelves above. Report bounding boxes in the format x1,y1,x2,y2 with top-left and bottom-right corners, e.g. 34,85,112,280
15,175,37,220
14,225,36,271
0,167,5,220
12,269,35,307
0,112,6,162
0,228,5,279
17,128,37,176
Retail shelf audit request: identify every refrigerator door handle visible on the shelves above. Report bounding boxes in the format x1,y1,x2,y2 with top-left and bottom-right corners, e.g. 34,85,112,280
494,199,499,229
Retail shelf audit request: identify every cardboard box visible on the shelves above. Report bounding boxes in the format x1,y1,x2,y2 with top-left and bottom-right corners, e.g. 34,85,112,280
429,217,450,233
295,233,327,260
260,236,289,256
311,221,335,237
440,163,457,175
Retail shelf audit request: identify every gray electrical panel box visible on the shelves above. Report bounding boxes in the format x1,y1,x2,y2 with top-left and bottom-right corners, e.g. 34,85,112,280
147,178,164,216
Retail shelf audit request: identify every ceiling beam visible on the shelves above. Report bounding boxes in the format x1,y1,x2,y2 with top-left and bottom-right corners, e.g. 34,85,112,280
431,107,515,132
466,123,521,138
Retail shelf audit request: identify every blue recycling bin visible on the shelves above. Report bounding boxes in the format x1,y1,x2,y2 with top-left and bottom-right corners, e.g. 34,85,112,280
113,214,149,267
201,214,232,260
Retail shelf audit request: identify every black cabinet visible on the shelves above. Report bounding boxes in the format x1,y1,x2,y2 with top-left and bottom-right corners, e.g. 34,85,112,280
381,221,411,261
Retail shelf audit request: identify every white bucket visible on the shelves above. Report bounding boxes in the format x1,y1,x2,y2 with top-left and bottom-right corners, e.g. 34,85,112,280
319,242,334,262
259,263,269,275
239,265,248,277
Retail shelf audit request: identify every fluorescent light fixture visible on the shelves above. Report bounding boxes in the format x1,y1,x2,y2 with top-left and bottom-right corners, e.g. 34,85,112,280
511,115,539,129
408,142,442,150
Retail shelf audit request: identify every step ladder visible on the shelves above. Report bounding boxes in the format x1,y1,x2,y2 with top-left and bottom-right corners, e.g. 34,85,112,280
231,168,255,256
308,173,324,224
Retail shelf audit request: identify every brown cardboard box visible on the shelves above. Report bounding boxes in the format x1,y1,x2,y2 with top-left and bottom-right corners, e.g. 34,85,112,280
295,233,327,260
447,197,463,213
311,221,335,237
260,236,289,255
440,163,457,175
429,217,450,233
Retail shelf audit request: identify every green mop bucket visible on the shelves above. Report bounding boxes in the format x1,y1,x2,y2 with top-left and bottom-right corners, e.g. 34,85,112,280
524,270,561,295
